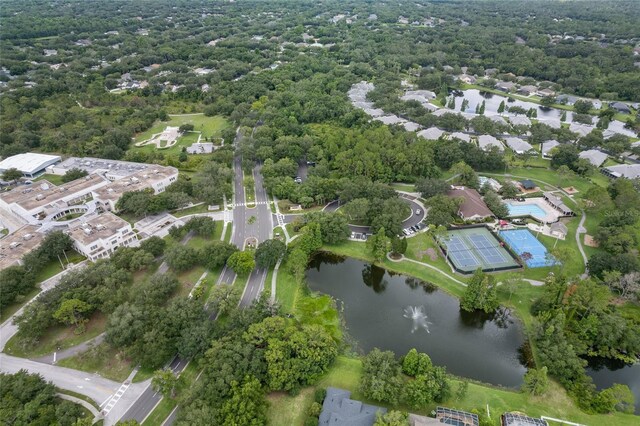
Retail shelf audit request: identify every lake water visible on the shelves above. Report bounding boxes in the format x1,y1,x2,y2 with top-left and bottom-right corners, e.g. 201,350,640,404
587,358,640,414
306,253,640,412
306,254,528,387
451,89,636,137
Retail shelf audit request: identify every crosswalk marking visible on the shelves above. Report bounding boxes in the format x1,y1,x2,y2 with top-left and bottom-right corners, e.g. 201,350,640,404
101,381,131,415
231,201,269,207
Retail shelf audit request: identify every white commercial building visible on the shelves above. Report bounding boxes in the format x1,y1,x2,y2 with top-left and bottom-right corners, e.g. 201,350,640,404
94,165,178,211
68,212,137,261
0,153,61,178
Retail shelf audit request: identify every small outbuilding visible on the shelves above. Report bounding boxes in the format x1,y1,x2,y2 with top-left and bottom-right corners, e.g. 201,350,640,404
519,179,537,190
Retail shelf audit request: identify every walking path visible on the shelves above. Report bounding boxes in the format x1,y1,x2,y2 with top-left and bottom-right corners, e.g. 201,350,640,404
35,333,105,364
484,172,588,271
387,253,467,287
58,392,102,422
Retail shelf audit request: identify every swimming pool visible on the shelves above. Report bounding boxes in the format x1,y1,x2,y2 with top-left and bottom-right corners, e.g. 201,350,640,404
506,203,547,220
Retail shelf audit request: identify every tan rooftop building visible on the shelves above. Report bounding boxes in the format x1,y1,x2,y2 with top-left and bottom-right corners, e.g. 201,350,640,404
0,174,108,225
93,165,178,211
0,225,44,269
447,187,494,221
68,212,137,261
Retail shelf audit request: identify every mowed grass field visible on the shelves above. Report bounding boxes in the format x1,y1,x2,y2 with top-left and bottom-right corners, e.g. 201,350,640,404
130,114,229,155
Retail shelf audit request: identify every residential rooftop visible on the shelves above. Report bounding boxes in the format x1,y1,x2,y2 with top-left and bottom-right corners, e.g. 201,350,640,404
319,387,386,426
602,163,640,179
578,149,608,167
447,187,494,219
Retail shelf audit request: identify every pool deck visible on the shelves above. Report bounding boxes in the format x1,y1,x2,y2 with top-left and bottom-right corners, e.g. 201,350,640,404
506,197,561,224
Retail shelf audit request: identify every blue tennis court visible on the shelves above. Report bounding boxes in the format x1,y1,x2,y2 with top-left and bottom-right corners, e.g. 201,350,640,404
499,229,558,268
440,227,519,273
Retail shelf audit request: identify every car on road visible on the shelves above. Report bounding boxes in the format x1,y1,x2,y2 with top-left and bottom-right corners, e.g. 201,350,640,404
294,176,302,183
415,209,421,215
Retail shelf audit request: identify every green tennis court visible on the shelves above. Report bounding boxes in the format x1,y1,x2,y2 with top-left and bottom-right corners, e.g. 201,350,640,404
439,226,520,274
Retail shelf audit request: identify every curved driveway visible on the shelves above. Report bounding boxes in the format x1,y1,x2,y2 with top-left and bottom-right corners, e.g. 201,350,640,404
283,193,426,235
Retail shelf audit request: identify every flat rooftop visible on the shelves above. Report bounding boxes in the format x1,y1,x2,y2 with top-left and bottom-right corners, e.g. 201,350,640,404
0,153,61,175
0,225,44,269
51,157,153,178
94,166,177,201
68,212,130,246
0,174,107,212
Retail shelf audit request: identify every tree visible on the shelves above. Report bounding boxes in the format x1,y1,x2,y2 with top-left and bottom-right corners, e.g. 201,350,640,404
61,168,88,183
500,181,519,198
255,239,286,269
560,111,567,122
403,367,450,409
53,298,92,333
374,410,409,426
497,100,505,113
522,367,549,396
200,241,238,270
598,384,635,414
287,248,308,284
540,96,555,107
220,376,268,426
391,236,407,256
450,161,478,188
461,269,498,313
165,245,199,272
1,167,22,182
152,369,181,398
208,284,242,316
415,178,449,199
179,124,194,133
574,100,593,114
227,250,256,275
483,190,509,218
0,265,36,309
402,348,433,377
367,227,389,262
360,349,404,405
139,236,167,257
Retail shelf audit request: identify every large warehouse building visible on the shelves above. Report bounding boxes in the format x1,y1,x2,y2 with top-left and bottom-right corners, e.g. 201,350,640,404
0,153,61,178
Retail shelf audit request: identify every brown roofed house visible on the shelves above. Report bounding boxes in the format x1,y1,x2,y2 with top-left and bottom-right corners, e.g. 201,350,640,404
446,187,494,221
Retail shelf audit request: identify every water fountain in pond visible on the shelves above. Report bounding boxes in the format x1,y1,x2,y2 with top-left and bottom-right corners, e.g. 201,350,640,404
404,306,432,333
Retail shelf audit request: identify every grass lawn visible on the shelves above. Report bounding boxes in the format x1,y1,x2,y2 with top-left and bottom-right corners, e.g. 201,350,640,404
172,203,209,217
57,342,135,382
391,182,416,192
33,250,86,284
267,355,639,426
223,223,232,243
174,266,207,298
132,115,228,144
5,311,107,358
275,266,301,314
244,172,256,207
135,131,200,156
34,173,66,185
0,287,40,323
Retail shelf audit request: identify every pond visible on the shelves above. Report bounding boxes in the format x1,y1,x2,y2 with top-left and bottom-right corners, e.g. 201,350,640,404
450,89,636,137
306,254,528,387
587,357,640,414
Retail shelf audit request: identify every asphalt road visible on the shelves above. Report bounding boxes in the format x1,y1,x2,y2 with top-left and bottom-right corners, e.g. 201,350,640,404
119,357,188,424
291,195,427,236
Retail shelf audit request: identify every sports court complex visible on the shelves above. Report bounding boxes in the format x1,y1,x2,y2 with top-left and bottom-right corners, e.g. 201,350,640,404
499,229,558,268
439,226,520,274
